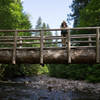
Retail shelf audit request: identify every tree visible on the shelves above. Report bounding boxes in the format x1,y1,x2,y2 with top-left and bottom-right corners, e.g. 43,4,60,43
0,0,32,36
34,17,52,36
35,17,42,29
79,0,100,27
0,0,40,79
68,0,91,27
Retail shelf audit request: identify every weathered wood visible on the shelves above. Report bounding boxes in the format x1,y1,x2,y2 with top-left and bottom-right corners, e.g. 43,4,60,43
17,41,62,45
0,40,96,45
0,35,96,41
0,48,96,64
19,37,23,48
71,36,96,39
67,29,71,63
0,36,40,38
0,34,96,38
16,37,40,40
44,37,66,40
0,27,100,32
12,31,17,64
88,36,92,46
0,39,14,41
96,28,100,63
0,42,14,45
0,46,96,50
71,46,96,49
0,27,100,64
71,40,95,43
40,31,44,64
44,41,63,44
72,34,96,37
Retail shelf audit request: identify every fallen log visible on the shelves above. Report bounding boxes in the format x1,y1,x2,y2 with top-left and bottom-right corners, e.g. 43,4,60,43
0,48,96,64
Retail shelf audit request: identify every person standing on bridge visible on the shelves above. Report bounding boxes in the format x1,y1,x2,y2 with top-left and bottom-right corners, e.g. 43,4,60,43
61,21,68,47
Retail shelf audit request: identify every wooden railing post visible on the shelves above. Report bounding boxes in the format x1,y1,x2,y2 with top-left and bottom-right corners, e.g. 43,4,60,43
96,28,100,63
88,36,92,46
67,29,71,63
12,31,17,64
40,30,44,64
19,37,22,48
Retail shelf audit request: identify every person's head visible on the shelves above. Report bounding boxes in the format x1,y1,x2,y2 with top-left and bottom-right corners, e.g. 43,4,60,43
61,20,67,28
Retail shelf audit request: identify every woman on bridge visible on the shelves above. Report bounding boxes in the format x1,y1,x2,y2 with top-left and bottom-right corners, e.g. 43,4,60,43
61,21,68,47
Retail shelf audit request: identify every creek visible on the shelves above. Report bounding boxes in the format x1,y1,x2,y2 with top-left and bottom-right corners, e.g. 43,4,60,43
0,75,99,100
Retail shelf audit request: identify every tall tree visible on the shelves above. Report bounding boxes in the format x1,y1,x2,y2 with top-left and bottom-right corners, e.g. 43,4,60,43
0,0,32,36
0,0,38,79
35,17,42,29
35,17,52,36
34,17,42,36
68,0,91,27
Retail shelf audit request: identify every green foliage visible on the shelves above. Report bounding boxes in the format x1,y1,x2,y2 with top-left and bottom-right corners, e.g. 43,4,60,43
48,64,100,83
38,65,49,75
68,0,91,27
0,0,32,30
79,0,100,27
86,64,100,82
66,0,100,83
0,0,38,80
0,64,40,79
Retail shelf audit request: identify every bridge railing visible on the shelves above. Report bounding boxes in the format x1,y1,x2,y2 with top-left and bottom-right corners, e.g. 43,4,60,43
0,27,100,64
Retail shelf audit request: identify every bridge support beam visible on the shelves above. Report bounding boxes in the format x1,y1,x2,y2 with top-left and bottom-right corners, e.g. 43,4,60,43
0,48,96,64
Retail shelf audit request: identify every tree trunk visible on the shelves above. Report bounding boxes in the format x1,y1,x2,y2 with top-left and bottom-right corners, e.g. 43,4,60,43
0,48,96,64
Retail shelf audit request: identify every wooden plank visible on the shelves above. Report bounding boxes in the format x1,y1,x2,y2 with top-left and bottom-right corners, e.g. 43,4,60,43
12,31,17,64
19,38,40,40
67,29,71,63
17,42,40,45
0,36,96,41
71,40,95,43
0,36,14,38
0,39,14,41
0,34,96,41
44,37,66,40
0,34,96,38
44,41,63,44
0,46,96,50
71,34,96,37
17,41,63,45
18,36,40,38
96,28,100,63
40,31,44,64
0,42,14,45
0,27,100,32
71,36,96,39
71,46,96,49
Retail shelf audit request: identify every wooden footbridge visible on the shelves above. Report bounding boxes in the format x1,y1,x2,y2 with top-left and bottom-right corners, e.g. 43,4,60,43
0,27,100,64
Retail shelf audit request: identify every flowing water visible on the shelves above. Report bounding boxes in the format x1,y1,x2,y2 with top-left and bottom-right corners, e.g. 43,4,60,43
0,76,99,100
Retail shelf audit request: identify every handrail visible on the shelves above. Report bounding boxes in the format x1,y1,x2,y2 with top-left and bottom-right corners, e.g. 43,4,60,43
0,26,100,32
0,27,100,64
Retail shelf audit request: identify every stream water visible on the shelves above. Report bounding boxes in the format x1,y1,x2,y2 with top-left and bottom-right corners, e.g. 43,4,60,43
0,76,99,100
